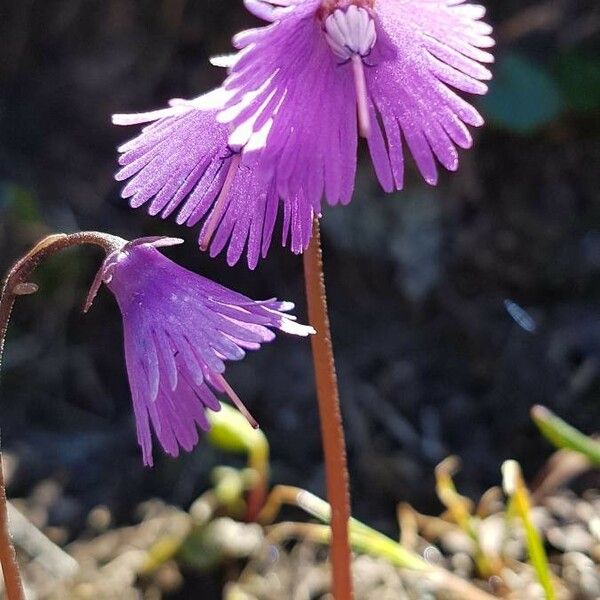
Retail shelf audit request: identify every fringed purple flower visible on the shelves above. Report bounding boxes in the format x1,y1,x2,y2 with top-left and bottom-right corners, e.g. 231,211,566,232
113,0,492,265
222,0,494,202
113,99,317,269
85,236,313,465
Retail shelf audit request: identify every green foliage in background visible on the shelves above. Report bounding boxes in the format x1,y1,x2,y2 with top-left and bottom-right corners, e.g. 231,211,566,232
532,405,600,467
482,49,600,134
482,52,563,134
554,51,600,114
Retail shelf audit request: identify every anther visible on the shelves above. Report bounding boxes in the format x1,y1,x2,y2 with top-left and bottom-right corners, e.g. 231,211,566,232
324,6,376,138
324,6,377,61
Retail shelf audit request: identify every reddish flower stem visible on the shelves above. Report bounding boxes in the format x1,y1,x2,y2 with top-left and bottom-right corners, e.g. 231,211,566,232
245,472,268,523
0,232,123,600
0,453,23,600
303,218,353,599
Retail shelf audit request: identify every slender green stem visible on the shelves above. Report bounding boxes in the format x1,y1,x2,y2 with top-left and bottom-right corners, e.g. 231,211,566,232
503,460,556,600
206,404,270,521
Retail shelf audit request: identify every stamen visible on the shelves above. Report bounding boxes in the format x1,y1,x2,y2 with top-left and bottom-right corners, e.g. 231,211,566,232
215,373,259,429
199,153,242,251
324,6,376,138
324,6,377,61
352,55,371,138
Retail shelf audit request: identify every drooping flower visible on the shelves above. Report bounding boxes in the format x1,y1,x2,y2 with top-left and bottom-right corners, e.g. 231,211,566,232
113,99,317,269
113,0,492,266
85,236,313,465
221,0,494,202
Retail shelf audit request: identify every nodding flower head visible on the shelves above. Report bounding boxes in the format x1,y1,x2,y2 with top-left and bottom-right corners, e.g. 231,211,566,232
222,0,494,203
112,98,318,269
112,0,493,266
86,236,313,466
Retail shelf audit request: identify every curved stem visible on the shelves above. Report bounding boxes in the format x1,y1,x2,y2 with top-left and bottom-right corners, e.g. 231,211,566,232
0,452,23,600
303,218,352,599
0,232,124,371
0,231,123,600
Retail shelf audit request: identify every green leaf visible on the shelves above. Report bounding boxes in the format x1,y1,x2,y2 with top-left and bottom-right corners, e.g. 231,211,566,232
531,405,600,466
0,182,40,222
502,461,556,600
293,488,429,571
482,52,564,134
207,403,267,456
554,51,600,113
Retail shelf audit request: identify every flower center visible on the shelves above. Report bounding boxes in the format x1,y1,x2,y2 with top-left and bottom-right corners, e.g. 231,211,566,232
318,0,375,20
322,4,376,139
323,5,377,61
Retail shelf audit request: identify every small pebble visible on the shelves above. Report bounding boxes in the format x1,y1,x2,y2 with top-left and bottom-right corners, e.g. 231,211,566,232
153,561,183,593
440,529,475,555
503,538,525,561
547,524,593,552
423,545,443,565
546,493,577,521
530,506,553,531
87,505,112,533
580,571,600,598
478,515,505,557
450,552,474,578
575,500,595,523
563,551,594,570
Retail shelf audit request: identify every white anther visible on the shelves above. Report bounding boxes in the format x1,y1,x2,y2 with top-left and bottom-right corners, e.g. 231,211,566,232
324,5,377,61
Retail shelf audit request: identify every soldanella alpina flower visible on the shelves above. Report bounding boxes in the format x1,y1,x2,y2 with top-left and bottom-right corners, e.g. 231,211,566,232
113,102,317,269
85,236,313,465
113,0,492,266
221,0,494,199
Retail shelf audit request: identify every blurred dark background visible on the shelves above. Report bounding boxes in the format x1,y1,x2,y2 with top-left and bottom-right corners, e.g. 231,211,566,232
0,0,599,559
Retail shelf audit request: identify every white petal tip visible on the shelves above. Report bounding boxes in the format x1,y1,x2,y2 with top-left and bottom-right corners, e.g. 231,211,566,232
210,54,238,69
280,320,315,336
112,114,135,126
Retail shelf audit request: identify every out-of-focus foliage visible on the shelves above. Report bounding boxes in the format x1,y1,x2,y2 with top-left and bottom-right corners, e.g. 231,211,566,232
208,404,268,460
483,52,564,133
503,460,556,600
532,405,600,466
554,52,600,114
17,424,599,598
482,43,600,133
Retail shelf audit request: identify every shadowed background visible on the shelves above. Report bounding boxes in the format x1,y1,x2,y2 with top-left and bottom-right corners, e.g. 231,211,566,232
0,0,599,591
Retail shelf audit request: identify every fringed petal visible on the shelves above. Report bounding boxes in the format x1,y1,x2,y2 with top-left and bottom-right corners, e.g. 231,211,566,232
221,0,357,208
366,0,493,188
105,243,313,465
114,99,316,266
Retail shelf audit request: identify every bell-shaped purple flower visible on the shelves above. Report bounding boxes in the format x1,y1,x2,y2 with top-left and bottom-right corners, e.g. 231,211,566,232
113,0,492,266
86,236,313,465
223,0,494,199
113,100,316,269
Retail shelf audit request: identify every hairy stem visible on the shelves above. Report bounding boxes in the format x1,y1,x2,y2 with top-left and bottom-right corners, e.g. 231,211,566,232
303,218,352,599
0,231,124,600
0,451,23,600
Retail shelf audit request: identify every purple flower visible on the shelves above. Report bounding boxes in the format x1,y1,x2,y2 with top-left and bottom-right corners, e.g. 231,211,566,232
113,100,317,269
222,0,494,201
113,0,492,266
85,236,313,465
